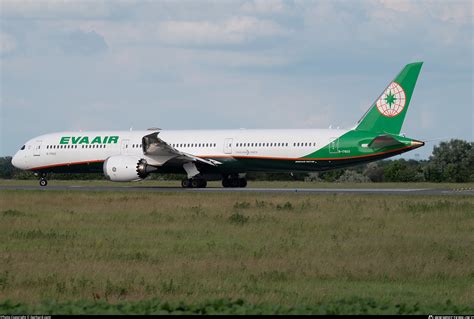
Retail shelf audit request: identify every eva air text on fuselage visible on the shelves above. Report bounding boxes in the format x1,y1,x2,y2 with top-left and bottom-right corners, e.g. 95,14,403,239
59,136,119,145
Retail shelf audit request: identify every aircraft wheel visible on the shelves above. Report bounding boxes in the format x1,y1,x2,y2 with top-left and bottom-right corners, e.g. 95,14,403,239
222,178,230,188
39,178,48,187
230,178,240,188
238,178,247,188
191,179,201,188
181,179,191,188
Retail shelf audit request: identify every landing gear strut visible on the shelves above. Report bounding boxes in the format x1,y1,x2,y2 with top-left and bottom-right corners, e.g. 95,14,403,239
222,175,247,188
181,178,207,188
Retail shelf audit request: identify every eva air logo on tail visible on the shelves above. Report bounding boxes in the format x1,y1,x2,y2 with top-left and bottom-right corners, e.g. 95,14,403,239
376,82,406,117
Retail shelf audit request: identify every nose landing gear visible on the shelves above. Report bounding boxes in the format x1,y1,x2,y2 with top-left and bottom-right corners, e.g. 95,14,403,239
39,178,48,187
37,173,48,187
35,173,48,186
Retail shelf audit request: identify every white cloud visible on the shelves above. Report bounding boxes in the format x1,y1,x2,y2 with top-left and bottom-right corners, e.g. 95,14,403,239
0,0,113,19
371,0,472,25
157,16,290,45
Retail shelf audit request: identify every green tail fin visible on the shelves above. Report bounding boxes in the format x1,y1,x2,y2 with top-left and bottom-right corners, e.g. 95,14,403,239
356,62,423,135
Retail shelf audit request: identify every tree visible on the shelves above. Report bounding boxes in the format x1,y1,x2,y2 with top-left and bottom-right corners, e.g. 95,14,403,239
384,159,425,182
336,170,370,183
363,162,385,182
425,139,474,182
0,157,14,178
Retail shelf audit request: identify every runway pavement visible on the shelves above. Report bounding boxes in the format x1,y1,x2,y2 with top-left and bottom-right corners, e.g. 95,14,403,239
0,185,472,195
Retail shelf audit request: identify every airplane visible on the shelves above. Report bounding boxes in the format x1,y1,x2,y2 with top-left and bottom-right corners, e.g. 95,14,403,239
11,62,425,188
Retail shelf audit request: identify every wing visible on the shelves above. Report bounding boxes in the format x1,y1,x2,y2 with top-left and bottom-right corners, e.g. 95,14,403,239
141,131,221,167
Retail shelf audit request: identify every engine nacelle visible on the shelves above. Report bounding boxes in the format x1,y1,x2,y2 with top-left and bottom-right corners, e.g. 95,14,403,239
103,155,150,182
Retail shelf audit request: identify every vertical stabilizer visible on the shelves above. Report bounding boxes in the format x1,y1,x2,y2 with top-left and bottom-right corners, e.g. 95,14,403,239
356,62,423,134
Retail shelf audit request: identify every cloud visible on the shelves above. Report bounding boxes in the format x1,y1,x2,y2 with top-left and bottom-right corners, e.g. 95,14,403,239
375,0,472,25
157,16,290,46
0,0,115,20
240,0,287,14
59,30,108,55
0,32,17,54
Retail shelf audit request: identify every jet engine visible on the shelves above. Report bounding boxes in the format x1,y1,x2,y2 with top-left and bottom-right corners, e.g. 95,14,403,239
103,156,156,182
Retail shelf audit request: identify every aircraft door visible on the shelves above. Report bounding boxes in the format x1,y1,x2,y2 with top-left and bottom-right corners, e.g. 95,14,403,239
224,138,233,154
121,139,131,155
329,137,339,154
33,141,42,156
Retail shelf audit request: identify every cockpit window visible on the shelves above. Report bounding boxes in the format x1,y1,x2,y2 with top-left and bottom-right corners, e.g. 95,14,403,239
20,145,25,150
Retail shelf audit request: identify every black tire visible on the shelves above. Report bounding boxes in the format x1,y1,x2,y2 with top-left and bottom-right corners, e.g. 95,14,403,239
181,179,191,188
230,178,240,188
39,179,48,187
238,178,247,188
222,179,230,188
191,179,200,188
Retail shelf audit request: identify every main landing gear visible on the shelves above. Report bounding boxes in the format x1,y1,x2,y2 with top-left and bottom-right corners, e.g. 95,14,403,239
181,178,207,188
222,175,247,188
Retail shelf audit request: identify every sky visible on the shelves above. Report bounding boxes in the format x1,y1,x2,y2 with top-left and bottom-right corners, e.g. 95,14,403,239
0,0,472,159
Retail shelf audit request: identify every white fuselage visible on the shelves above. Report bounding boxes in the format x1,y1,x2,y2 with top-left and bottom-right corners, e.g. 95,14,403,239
12,129,348,171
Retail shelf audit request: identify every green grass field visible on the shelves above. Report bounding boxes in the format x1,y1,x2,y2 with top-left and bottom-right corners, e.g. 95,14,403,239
1,178,473,189
0,188,473,314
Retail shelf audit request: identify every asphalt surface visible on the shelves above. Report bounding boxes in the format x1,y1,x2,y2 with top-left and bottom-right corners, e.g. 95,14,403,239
0,185,472,195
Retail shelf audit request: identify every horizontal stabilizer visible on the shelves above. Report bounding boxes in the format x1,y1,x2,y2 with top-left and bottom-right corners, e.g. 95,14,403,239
368,134,405,150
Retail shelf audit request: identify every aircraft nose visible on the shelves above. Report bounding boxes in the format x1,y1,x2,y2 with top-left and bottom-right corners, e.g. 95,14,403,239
11,152,23,169
11,153,19,168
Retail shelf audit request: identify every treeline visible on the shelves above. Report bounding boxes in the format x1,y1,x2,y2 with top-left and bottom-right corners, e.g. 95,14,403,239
1,139,472,182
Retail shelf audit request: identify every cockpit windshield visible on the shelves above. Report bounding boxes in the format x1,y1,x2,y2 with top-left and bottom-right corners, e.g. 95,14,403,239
20,145,25,150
